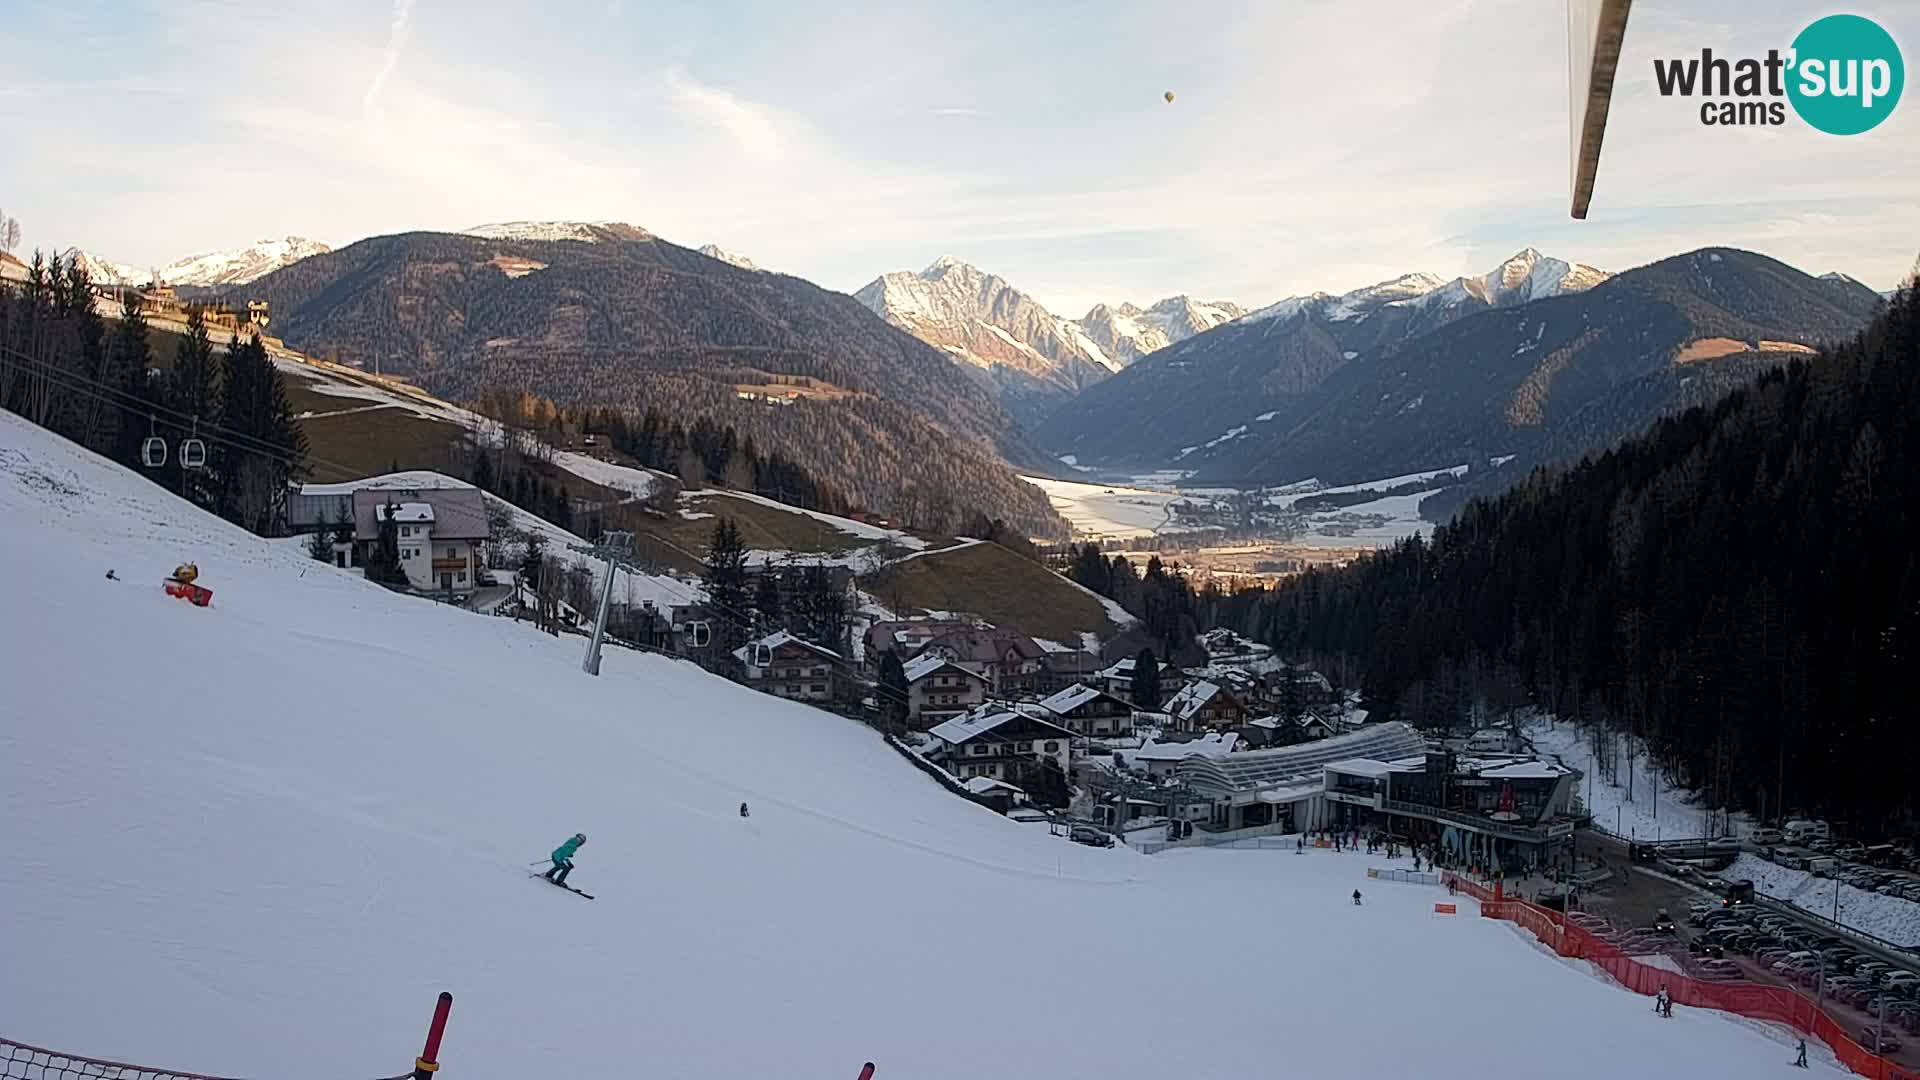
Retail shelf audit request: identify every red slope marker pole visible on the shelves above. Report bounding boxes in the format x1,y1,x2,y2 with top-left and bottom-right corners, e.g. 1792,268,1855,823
414,992,454,1079
857,1063,876,1080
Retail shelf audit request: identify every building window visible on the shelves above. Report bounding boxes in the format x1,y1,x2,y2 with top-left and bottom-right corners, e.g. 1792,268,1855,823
446,547,457,559
970,744,988,756
810,684,826,694
1044,741,1059,753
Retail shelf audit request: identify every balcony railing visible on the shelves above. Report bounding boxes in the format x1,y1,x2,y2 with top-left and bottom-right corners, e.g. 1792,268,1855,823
1381,798,1555,844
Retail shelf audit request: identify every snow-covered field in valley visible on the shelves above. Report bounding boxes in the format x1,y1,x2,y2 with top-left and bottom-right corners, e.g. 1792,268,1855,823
0,413,1843,1079
1023,472,1442,547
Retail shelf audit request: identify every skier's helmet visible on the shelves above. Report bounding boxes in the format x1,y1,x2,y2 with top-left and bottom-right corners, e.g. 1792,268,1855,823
574,832,587,843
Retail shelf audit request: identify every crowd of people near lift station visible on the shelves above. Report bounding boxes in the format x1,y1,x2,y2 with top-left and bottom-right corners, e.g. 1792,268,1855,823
1297,827,1600,910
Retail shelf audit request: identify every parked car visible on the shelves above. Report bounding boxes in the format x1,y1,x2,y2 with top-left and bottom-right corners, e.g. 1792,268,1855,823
1068,825,1114,848
1859,1028,1901,1054
1752,828,1785,845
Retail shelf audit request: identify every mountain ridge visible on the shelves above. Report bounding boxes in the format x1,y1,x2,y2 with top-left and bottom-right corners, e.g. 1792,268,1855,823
1035,248,1610,467
69,236,332,288
233,229,1067,537
854,256,1243,428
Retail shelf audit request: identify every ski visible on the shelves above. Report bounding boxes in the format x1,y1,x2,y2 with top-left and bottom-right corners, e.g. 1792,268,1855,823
528,871,594,899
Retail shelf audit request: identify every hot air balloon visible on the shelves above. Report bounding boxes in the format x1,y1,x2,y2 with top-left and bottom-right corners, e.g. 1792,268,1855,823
1164,90,1175,104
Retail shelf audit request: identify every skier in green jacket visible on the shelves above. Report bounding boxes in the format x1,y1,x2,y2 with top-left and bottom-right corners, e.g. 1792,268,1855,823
545,832,586,886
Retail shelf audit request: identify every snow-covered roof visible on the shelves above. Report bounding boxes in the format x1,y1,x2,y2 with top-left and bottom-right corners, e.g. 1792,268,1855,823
1131,731,1240,763
962,776,1024,796
1256,781,1327,804
928,710,1070,747
1038,683,1115,715
1167,680,1224,722
731,630,841,665
902,653,977,683
1324,758,1395,779
1478,760,1572,781
1099,657,1137,679
374,501,434,524
1176,723,1427,794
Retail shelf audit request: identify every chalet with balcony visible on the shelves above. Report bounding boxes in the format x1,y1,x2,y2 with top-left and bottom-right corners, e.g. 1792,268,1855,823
733,631,843,703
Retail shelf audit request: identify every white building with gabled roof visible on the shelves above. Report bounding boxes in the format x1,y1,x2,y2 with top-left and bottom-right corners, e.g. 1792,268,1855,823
733,631,843,703
927,708,1073,783
901,653,987,730
1038,682,1135,738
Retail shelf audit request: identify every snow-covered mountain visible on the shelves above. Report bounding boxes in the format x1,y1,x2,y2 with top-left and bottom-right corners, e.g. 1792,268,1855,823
66,237,332,288
854,256,1115,427
698,244,759,271
158,237,332,287
1073,296,1246,368
462,221,652,243
1038,249,1612,466
1244,249,1608,326
65,249,149,287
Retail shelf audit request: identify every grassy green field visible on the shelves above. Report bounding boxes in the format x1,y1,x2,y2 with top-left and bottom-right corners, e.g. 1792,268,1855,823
862,542,1120,644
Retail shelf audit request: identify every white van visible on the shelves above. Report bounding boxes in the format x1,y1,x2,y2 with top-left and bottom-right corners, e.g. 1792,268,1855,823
1784,818,1831,843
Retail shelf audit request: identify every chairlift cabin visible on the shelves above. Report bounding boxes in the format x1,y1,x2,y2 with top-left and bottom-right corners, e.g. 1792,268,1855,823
179,417,207,470
140,415,166,467
750,642,773,667
689,620,712,648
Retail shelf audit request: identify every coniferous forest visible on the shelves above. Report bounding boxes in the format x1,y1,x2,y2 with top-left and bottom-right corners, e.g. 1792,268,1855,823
1257,281,1919,831
1,252,306,535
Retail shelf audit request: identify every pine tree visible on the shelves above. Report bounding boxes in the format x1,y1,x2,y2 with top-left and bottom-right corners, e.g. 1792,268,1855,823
166,308,220,508
108,291,157,471
702,517,751,663
753,570,784,634
1131,648,1162,710
217,334,306,533
365,498,407,585
878,649,910,733
473,443,495,493
800,563,846,651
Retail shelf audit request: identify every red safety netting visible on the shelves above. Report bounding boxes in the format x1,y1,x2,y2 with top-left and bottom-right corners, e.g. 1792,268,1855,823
1449,872,1919,1080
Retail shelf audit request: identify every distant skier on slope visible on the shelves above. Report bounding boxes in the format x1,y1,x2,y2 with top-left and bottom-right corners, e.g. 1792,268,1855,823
545,832,587,886
1352,889,1363,906
740,802,750,818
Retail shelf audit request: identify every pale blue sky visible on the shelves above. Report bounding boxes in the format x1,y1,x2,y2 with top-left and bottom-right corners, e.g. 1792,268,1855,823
2,1,1914,313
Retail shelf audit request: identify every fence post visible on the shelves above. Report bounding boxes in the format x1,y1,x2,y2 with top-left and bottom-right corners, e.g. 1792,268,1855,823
414,992,453,1079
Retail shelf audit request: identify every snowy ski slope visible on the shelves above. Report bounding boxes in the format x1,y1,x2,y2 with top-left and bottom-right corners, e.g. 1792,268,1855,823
0,413,1839,1079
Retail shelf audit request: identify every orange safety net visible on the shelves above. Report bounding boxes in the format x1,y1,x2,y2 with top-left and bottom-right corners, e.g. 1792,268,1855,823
1446,871,1919,1080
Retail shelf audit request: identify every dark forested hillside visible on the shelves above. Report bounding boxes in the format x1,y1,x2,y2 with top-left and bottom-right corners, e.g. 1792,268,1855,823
1038,249,1880,498
1204,249,1880,489
234,229,1064,537
1262,280,1920,830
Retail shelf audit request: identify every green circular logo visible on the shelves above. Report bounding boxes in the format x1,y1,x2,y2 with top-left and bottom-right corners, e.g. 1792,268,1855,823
1787,14,1904,135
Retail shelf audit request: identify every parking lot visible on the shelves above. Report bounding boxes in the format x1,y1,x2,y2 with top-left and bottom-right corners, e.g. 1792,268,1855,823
1759,838,1920,902
1571,834,1920,1067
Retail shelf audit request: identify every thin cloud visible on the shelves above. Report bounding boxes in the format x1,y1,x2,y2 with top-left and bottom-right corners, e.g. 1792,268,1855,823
364,0,417,113
664,69,785,161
